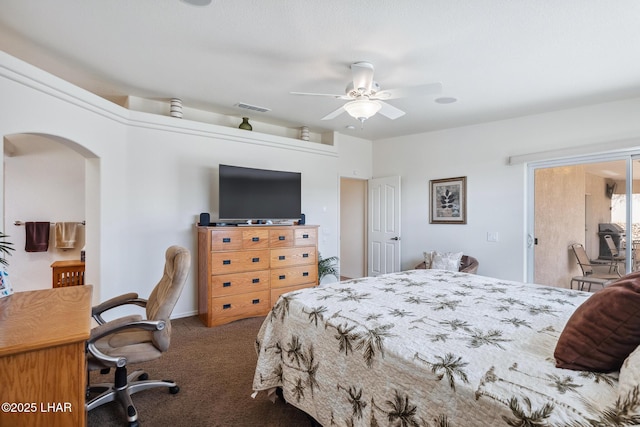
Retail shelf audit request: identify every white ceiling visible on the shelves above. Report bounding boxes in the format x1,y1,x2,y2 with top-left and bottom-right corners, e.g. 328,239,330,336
1,1,640,141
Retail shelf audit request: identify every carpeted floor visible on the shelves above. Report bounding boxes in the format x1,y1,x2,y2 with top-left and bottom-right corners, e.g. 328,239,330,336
87,315,314,427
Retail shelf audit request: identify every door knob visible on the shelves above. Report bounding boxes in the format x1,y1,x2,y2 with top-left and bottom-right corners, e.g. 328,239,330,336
390,236,401,241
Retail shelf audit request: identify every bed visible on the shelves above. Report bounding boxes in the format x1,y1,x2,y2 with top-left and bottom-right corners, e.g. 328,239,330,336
252,269,640,426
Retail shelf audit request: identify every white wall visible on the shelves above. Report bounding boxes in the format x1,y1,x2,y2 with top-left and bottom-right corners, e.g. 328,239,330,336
373,98,640,282
4,134,86,291
0,52,344,319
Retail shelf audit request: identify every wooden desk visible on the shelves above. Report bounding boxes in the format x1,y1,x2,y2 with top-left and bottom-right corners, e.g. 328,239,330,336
0,285,92,427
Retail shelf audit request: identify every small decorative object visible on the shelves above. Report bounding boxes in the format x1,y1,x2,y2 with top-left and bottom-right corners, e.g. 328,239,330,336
300,126,310,141
0,266,12,298
169,98,183,118
430,176,467,224
239,117,252,131
0,232,14,298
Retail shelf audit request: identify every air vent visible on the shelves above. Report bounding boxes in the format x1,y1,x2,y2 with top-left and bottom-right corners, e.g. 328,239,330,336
236,102,271,113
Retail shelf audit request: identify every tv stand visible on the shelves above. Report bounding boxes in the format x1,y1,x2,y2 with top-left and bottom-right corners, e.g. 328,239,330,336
197,224,319,327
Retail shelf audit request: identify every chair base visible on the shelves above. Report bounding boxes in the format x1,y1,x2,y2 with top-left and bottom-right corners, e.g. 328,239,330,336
86,366,179,425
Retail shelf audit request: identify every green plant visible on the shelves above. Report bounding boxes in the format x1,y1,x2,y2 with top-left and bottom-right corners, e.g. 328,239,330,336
0,232,15,267
318,253,339,282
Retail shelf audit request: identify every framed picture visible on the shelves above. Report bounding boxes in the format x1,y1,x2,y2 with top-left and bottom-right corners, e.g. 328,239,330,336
430,176,467,224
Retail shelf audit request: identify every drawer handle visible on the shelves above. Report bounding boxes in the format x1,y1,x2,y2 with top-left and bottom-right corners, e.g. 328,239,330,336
222,237,231,243
303,272,309,277
252,278,260,283
223,260,231,265
279,275,286,280
252,237,260,242
278,255,285,260
303,253,309,258
303,234,309,238
223,303,231,309
278,235,286,241
252,299,260,304
223,282,231,287
252,257,260,263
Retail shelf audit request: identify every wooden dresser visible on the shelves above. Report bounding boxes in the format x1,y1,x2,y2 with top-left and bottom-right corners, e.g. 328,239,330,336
198,225,318,327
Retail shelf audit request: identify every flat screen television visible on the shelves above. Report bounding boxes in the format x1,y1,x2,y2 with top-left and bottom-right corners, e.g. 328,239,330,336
218,164,302,221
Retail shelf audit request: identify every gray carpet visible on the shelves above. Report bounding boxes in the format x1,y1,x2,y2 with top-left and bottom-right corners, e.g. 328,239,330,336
87,315,314,427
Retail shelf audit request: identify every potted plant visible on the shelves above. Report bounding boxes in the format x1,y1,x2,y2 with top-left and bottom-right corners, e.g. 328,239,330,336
318,253,339,284
0,232,14,266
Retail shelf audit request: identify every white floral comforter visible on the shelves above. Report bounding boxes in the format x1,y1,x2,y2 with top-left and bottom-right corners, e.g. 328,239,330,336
252,269,638,426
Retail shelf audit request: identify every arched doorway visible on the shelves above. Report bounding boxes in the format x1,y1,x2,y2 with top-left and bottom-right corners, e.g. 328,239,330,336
3,132,99,293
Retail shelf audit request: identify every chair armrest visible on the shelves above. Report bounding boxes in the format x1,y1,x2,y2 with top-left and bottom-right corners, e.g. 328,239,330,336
87,315,167,368
92,292,148,324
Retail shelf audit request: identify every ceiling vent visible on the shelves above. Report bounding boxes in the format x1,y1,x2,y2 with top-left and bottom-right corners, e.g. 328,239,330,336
236,102,271,113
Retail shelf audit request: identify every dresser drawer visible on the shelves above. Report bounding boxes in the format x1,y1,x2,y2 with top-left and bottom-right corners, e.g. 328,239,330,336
210,290,270,326
271,283,316,305
271,247,317,268
294,227,318,246
242,229,269,249
271,265,318,289
211,270,270,296
269,229,294,248
211,230,243,251
211,249,270,274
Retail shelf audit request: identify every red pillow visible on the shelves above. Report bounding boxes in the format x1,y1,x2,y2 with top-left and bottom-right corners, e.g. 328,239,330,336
554,271,640,372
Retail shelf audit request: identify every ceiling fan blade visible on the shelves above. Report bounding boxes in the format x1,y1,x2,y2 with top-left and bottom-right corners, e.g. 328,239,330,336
321,105,346,120
374,82,443,100
378,101,405,120
290,91,348,99
351,62,375,93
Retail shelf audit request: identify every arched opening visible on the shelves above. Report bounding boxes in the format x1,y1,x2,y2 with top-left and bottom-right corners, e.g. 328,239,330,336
3,132,100,295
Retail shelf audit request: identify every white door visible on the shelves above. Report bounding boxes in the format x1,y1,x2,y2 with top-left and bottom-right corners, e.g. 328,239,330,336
368,176,401,276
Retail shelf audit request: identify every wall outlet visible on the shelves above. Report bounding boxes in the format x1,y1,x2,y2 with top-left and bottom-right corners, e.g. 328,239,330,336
487,232,499,242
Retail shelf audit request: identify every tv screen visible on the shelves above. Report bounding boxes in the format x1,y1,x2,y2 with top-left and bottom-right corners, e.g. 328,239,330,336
218,164,302,221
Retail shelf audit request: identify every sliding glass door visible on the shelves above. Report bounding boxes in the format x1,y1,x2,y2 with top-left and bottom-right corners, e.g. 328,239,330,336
528,154,640,287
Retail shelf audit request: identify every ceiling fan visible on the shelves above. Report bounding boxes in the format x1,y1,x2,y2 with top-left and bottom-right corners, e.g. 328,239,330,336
291,62,442,124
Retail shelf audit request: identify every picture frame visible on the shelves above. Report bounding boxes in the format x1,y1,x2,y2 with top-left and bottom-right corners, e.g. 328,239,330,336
429,176,467,224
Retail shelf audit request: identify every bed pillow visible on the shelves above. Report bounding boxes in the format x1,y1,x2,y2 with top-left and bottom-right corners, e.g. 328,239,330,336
423,251,436,269
431,251,463,271
618,344,640,400
554,271,640,372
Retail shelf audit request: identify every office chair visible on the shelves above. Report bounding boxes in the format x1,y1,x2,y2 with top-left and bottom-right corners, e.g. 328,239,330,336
86,245,191,427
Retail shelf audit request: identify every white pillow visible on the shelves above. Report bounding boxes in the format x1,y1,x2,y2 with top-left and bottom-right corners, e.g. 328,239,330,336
423,251,436,269
619,344,640,400
431,251,463,271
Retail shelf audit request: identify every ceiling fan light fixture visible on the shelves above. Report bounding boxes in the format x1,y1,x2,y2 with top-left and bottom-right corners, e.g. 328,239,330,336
343,99,381,122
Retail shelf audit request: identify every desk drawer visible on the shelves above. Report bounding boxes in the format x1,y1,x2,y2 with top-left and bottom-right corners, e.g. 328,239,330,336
211,230,243,251
211,250,270,274
242,229,269,249
210,270,270,296
271,283,316,305
269,229,294,248
271,265,318,289
294,227,318,246
210,290,270,326
271,247,317,268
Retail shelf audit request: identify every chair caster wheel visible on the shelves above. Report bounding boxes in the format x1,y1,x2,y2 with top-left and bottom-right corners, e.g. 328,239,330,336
169,385,180,394
138,373,149,381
